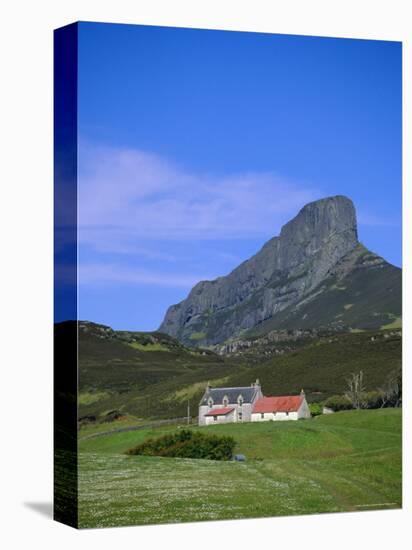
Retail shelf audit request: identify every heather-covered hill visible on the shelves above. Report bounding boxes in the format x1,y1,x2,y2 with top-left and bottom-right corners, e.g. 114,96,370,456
71,321,401,422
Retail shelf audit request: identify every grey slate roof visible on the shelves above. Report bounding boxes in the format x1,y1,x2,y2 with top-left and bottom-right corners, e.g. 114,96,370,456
199,386,258,406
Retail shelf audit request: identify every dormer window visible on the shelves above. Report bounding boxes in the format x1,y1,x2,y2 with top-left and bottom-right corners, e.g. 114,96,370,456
222,395,229,407
208,398,213,408
238,395,244,406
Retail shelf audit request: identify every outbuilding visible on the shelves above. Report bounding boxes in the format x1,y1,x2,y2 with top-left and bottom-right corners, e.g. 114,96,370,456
251,390,311,421
203,406,236,425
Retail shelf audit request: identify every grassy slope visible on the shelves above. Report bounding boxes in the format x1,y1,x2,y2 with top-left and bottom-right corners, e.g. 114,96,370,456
247,260,401,336
78,408,401,528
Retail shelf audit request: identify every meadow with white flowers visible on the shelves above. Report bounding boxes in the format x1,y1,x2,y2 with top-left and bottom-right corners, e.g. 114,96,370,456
77,408,401,527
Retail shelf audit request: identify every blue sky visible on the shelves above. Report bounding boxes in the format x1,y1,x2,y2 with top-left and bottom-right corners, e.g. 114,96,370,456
77,22,402,331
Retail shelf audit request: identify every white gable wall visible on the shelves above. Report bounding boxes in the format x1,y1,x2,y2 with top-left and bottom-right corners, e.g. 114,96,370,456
297,398,311,419
198,405,210,425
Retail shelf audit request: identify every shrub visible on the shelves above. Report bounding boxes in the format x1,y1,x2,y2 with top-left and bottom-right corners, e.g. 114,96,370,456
323,395,352,411
362,390,384,409
101,410,123,423
78,415,96,427
126,429,236,461
309,403,323,417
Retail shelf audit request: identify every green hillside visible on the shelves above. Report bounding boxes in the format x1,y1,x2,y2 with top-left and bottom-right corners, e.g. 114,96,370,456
77,321,240,420
223,329,402,403
79,321,221,390
78,409,401,527
75,320,401,422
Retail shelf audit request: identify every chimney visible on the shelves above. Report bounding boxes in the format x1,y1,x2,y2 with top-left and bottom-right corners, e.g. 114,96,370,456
300,388,305,397
255,379,260,387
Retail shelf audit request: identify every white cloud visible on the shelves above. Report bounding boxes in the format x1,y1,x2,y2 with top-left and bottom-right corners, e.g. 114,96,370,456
357,211,400,228
78,142,320,251
79,263,215,288
75,143,401,290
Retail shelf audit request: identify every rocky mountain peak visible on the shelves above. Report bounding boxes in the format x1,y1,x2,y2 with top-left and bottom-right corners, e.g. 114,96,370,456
159,195,400,346
272,195,358,273
281,195,357,241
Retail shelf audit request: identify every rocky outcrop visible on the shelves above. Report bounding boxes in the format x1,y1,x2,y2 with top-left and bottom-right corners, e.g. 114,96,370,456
159,196,401,345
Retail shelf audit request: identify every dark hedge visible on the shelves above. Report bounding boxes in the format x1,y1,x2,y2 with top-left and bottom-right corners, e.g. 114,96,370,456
126,429,236,460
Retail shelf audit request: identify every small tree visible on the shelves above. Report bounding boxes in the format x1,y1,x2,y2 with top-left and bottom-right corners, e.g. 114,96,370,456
379,366,402,408
345,370,366,409
324,394,352,411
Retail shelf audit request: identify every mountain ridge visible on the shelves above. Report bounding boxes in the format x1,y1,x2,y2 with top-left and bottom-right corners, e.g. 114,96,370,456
159,195,401,346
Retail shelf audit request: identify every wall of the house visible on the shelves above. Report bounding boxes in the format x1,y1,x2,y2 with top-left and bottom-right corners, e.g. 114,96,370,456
198,405,210,426
251,411,299,422
297,398,311,419
236,402,253,422
204,410,236,425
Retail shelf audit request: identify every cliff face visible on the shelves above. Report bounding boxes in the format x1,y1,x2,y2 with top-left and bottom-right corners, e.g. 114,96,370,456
159,196,401,345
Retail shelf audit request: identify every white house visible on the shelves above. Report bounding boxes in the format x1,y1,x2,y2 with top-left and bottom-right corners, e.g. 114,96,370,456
251,390,311,421
198,380,263,425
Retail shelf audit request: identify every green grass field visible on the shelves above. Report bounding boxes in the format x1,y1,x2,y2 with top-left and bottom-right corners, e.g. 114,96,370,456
78,408,402,528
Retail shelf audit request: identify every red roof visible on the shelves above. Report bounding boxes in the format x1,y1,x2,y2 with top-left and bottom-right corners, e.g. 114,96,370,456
252,396,303,414
205,407,235,417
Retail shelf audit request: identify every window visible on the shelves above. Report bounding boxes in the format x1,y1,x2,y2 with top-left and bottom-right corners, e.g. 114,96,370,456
238,395,244,406
213,416,218,422
208,398,213,408
223,395,229,407
238,412,243,421
261,413,264,419
286,412,289,416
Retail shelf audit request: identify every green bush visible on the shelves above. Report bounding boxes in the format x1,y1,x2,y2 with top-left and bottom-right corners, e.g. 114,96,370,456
362,390,384,409
324,391,387,411
126,429,236,461
323,394,352,411
309,403,323,417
